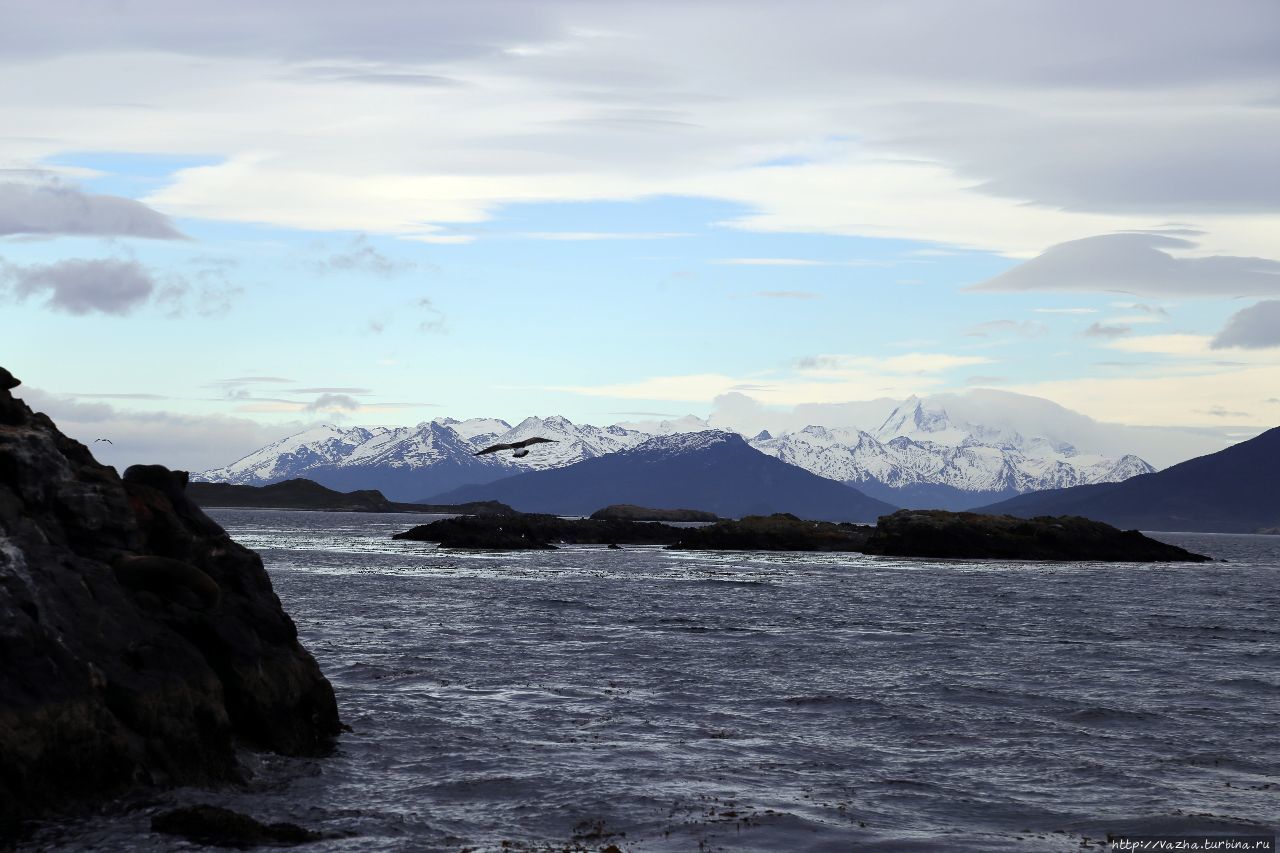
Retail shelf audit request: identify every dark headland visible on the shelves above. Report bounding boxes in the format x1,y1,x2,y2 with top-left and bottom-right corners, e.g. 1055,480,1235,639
977,425,1280,534
187,477,515,516
0,367,342,839
394,507,1209,561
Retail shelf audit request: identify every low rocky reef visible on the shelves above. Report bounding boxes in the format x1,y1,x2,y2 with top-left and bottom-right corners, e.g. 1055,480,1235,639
394,513,684,549
589,504,720,522
188,478,515,516
672,513,870,551
0,367,342,839
393,506,1209,562
865,510,1210,562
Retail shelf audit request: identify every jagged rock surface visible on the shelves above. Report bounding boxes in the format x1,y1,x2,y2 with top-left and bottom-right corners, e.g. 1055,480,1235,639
863,510,1210,562
0,370,341,836
589,504,719,522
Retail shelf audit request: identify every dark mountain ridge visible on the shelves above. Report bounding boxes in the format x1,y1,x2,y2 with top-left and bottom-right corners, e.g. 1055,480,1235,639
429,431,899,522
978,426,1280,532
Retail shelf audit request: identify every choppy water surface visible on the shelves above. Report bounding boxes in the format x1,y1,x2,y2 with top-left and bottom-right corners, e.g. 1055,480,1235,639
28,511,1280,851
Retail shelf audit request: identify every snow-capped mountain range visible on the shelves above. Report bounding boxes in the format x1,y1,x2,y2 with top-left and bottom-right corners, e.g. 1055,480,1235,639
196,397,1154,507
749,397,1153,509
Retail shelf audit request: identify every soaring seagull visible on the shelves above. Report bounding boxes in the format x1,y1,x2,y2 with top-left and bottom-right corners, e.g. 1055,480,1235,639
93,438,113,444
474,437,557,459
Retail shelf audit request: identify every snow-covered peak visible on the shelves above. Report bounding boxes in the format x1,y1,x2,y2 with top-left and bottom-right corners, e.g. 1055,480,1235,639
875,398,969,445
195,424,378,484
627,429,741,458
446,417,513,442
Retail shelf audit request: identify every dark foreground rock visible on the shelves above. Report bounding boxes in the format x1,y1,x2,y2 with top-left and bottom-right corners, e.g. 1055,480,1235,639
394,513,685,549
188,478,515,516
0,369,342,838
152,804,322,848
863,510,1211,562
670,513,872,551
590,504,719,522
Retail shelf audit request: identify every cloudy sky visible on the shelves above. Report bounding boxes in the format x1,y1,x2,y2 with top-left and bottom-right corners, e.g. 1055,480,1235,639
3,0,1279,470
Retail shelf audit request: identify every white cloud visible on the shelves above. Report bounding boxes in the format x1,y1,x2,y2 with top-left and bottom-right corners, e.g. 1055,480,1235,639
1211,300,1280,349
541,350,993,405
0,4,1273,260
1008,365,1280,428
972,233,1280,297
17,386,309,473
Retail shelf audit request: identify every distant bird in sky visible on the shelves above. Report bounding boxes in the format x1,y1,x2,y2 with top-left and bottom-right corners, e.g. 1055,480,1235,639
473,437,557,459
93,438,113,444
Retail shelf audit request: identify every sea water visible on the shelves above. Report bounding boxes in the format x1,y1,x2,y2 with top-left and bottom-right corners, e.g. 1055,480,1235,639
23,509,1280,851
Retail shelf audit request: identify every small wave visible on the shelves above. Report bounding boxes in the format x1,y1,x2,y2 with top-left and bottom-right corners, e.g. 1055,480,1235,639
1063,706,1163,725
528,597,597,610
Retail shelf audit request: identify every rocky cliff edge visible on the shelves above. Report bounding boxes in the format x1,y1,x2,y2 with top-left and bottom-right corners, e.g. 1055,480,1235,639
0,367,341,837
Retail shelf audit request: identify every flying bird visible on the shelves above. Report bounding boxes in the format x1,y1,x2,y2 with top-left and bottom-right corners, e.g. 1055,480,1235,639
93,438,113,444
473,437,557,459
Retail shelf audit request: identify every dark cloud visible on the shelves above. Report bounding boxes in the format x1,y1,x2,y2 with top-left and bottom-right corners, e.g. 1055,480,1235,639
308,234,414,277
1210,299,1280,349
972,234,1280,297
1116,302,1170,316
795,355,842,370
304,393,361,412
1199,406,1252,418
417,297,446,333
0,181,183,239
871,102,1280,214
3,257,157,315
1082,322,1133,339
0,253,242,318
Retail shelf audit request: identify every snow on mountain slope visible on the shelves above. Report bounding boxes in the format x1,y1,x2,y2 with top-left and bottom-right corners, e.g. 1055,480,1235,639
481,415,647,471
874,397,972,446
749,398,1155,499
196,397,1154,506
197,424,394,485
435,416,512,444
195,414,648,486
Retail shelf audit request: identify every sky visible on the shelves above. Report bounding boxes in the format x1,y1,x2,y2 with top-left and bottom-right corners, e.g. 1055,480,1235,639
2,0,1279,472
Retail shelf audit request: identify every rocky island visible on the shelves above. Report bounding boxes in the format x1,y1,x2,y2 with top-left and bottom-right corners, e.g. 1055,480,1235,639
393,512,686,549
393,506,1207,561
670,513,871,551
589,504,720,522
0,367,342,839
863,509,1210,562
